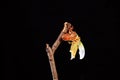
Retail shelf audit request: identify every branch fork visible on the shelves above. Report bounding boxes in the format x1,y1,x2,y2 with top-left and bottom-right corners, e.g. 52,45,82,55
46,22,72,80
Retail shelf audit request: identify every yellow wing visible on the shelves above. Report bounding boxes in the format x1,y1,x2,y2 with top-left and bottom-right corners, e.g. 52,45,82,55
69,39,80,60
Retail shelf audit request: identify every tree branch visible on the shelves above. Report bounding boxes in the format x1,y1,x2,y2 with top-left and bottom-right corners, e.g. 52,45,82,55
46,22,72,80
52,22,72,54
46,44,58,80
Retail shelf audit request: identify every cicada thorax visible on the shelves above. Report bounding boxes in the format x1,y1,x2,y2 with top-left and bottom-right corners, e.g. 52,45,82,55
61,33,70,41
62,29,80,42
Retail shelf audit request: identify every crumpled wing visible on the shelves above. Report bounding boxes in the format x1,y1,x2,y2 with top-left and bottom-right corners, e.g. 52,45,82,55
79,42,85,59
69,41,79,60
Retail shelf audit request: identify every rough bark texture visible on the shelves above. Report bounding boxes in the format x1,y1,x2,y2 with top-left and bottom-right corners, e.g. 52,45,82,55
46,44,58,80
46,22,72,80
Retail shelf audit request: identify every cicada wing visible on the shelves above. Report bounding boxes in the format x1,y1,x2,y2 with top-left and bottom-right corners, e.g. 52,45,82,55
79,42,85,59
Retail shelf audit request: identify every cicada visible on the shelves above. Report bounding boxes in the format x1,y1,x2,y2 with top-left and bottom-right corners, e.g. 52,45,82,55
62,27,85,60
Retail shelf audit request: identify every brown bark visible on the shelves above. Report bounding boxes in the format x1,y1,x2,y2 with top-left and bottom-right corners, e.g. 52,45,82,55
46,44,58,80
52,22,72,54
46,22,72,80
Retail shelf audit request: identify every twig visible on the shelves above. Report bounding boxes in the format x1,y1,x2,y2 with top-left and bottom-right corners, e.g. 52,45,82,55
52,22,71,54
46,22,72,80
46,44,58,80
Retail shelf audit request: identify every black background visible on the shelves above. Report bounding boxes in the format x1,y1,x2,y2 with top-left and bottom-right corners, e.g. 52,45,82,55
2,0,118,80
